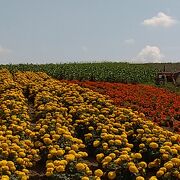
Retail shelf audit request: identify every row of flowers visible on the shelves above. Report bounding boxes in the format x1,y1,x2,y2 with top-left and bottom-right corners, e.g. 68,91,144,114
0,69,40,180
14,70,94,180
0,69,180,179
65,80,180,133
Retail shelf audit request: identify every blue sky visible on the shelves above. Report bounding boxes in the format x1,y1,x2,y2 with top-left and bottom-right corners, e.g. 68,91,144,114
0,0,180,64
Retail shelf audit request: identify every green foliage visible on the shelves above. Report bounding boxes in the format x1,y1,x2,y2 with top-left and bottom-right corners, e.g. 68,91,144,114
0,62,179,84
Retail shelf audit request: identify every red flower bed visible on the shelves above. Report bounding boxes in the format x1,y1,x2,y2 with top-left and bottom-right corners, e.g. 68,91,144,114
63,80,180,132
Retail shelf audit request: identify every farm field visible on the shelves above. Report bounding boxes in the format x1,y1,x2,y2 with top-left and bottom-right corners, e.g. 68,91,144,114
65,80,180,133
1,62,180,85
0,68,180,180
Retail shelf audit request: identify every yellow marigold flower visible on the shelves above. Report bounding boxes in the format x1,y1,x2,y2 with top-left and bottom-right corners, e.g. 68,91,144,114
159,167,167,172
119,154,129,161
94,169,103,177
138,162,147,168
54,160,61,166
160,138,166,142
0,136,4,141
0,160,7,166
136,176,145,180
1,175,10,180
141,137,146,142
148,162,156,168
102,142,108,146
88,126,94,131
43,138,52,145
134,153,142,159
59,160,68,166
162,153,169,160
47,167,54,172
139,143,145,148
122,147,131,152
49,149,57,156
39,128,46,134
107,134,114,139
46,163,54,168
47,153,53,159
84,133,93,139
164,142,172,146
56,165,65,172
46,171,53,177
56,149,65,156
65,146,71,151
16,158,24,165
22,169,29,174
9,165,16,172
7,161,14,167
163,145,171,151
19,152,26,158
99,114,105,119
149,176,158,180
114,158,121,165
171,149,178,155
103,145,108,150
65,154,75,161
78,151,88,157
156,170,164,177
1,143,8,149
128,162,135,167
95,177,101,180
103,156,112,163
159,148,166,154
129,165,139,174
114,139,122,146
2,151,9,157
108,171,116,180
21,175,28,180
93,140,100,147
101,133,107,139
171,158,180,165
71,144,79,151
149,142,158,149
109,153,116,159
137,129,144,134
81,177,89,180
76,163,86,171
171,136,177,142
127,143,134,148
108,140,114,145
164,162,173,170
96,153,104,162
114,150,119,154
102,162,108,168
175,145,180,151
2,166,9,171
52,134,60,141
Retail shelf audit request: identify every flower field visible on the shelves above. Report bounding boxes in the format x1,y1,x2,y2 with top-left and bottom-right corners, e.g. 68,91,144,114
66,81,180,133
0,69,180,180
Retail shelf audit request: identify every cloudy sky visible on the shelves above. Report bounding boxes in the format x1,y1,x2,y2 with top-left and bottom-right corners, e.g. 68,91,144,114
0,0,180,64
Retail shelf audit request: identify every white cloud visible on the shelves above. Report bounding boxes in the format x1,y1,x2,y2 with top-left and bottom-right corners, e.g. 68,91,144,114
124,38,135,45
136,45,164,63
142,12,178,27
0,45,11,56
